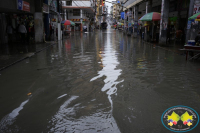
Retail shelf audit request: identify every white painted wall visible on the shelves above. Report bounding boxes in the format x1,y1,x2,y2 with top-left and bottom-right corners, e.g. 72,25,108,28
71,1,91,7
62,0,95,7
68,12,88,20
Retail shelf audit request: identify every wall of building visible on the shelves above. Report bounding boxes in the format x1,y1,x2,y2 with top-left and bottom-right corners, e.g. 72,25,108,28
71,1,91,7
0,0,45,44
0,0,35,14
67,10,89,20
0,0,17,11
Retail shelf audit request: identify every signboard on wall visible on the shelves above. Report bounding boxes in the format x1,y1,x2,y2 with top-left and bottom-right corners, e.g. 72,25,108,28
134,21,138,28
70,19,87,22
17,0,23,10
187,21,192,29
23,1,30,12
52,18,56,22
50,0,57,12
48,0,52,5
194,4,200,14
43,3,49,13
17,0,30,12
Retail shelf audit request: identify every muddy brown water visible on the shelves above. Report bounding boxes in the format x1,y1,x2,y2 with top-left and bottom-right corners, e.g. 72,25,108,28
1,28,200,133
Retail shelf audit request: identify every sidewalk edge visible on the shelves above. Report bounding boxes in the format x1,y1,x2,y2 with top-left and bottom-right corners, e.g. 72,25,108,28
0,43,57,72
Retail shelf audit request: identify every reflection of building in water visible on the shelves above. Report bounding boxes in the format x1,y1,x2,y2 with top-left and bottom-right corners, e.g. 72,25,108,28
90,31,123,111
137,58,147,69
120,40,124,53
95,33,103,68
65,40,71,52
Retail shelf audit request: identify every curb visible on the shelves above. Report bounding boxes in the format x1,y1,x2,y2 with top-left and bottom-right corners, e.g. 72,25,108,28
141,40,185,55
0,43,57,72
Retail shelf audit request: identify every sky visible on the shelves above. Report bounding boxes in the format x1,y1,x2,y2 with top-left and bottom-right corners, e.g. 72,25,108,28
106,0,113,14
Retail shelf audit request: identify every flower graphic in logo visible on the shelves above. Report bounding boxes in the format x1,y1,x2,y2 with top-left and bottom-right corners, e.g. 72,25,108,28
161,105,199,132
167,111,194,127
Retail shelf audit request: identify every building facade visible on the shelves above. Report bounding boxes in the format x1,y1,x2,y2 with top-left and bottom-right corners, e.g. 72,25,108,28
62,0,95,31
0,0,62,47
120,0,199,44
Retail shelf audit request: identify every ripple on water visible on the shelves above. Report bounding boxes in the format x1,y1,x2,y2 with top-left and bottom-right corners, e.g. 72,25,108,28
48,96,120,133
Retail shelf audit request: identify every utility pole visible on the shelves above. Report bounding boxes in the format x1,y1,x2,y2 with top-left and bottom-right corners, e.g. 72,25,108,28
95,0,96,26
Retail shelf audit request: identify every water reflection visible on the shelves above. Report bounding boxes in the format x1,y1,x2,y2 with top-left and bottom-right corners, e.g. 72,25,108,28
1,28,200,133
90,30,123,110
47,30,121,133
0,100,29,132
49,96,79,132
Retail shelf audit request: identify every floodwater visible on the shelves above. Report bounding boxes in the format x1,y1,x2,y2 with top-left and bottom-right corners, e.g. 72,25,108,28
1,27,200,133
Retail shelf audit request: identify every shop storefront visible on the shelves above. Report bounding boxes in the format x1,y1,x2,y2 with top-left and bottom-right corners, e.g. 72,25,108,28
70,19,88,31
0,0,33,45
44,0,59,40
168,17,177,41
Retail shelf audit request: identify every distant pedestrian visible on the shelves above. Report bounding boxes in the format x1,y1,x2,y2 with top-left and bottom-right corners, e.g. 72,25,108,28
83,25,87,32
6,23,13,43
140,28,142,39
50,24,52,36
18,22,27,44
156,25,159,42
52,24,55,35
31,25,34,40
27,22,31,43
166,26,170,44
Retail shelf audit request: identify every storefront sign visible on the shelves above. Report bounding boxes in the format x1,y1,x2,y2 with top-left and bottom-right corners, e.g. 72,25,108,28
194,4,200,15
17,0,30,12
43,3,49,13
52,18,56,22
48,0,52,5
187,21,192,29
70,19,86,21
17,0,23,10
134,21,138,29
50,0,57,12
23,1,30,12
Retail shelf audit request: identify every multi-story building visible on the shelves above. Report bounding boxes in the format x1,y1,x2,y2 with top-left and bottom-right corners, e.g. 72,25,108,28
62,0,95,31
0,0,62,45
112,1,117,23
122,0,200,44
95,0,103,28
102,4,108,23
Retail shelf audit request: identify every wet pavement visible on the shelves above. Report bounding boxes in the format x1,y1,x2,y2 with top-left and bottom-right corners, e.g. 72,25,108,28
0,41,56,71
1,27,200,133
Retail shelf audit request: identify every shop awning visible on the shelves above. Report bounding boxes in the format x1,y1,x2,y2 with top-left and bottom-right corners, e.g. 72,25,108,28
117,22,124,26
70,19,88,22
123,0,143,11
139,12,161,21
70,21,75,26
61,20,75,26
188,12,200,21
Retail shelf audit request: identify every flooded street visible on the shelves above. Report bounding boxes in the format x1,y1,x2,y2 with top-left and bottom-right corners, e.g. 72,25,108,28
1,27,200,133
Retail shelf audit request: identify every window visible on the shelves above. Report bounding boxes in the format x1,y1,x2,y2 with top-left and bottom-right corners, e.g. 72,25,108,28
66,1,72,6
73,9,80,16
